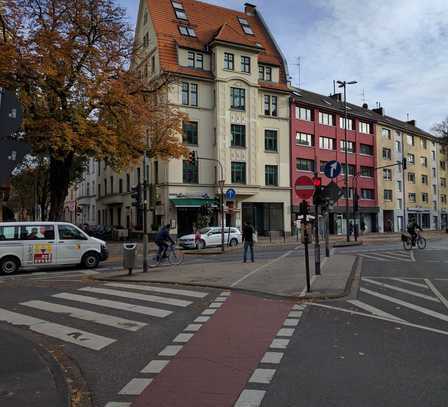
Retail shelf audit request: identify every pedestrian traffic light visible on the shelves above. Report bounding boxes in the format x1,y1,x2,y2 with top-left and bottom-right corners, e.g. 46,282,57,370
131,184,143,208
188,151,196,164
402,158,407,170
313,176,323,205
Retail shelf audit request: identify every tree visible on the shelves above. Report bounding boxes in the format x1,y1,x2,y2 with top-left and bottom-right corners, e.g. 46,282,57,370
433,116,448,139
0,0,187,220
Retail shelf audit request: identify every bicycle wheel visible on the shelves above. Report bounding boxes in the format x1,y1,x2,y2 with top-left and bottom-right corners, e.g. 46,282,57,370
403,238,412,250
417,237,426,249
168,248,184,265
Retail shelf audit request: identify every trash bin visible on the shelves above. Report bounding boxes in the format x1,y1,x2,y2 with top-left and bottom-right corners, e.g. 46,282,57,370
123,242,137,275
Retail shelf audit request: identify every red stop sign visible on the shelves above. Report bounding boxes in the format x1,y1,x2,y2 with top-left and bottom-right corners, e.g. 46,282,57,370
295,176,314,199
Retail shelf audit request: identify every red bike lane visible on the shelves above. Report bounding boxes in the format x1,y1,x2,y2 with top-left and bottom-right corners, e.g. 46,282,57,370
132,293,293,407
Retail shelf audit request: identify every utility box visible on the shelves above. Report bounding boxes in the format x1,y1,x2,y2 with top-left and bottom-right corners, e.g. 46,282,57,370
123,243,137,275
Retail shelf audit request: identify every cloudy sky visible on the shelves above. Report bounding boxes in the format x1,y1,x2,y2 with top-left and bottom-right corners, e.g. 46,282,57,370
118,0,448,132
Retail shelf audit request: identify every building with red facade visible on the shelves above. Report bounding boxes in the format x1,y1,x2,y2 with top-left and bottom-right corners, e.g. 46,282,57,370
290,88,379,235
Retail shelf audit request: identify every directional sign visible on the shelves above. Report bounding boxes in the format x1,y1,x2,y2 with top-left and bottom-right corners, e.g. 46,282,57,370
324,160,342,179
295,176,314,199
322,181,344,202
225,188,236,200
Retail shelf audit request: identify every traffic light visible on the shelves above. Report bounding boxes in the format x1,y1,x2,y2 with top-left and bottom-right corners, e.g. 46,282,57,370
313,176,323,205
188,150,197,164
131,184,143,208
402,158,407,170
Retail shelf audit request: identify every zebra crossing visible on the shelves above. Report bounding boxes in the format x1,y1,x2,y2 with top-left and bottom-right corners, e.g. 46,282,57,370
358,250,415,262
0,282,210,351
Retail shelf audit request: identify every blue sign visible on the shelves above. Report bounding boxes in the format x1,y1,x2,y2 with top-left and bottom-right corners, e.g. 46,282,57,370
225,188,236,200
324,160,342,179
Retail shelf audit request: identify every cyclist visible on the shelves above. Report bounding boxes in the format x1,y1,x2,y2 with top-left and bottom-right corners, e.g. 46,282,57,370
154,224,175,261
407,220,422,246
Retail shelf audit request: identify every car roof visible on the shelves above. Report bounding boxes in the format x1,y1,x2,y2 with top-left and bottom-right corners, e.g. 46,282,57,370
0,222,76,226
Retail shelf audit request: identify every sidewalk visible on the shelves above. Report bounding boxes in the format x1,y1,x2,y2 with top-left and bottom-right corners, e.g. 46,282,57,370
95,250,357,300
0,327,68,407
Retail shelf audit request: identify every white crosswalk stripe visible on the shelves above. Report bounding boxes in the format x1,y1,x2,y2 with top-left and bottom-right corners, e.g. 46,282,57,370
358,251,414,262
0,283,209,351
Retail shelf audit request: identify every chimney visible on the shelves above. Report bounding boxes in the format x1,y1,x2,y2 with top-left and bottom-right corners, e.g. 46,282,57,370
362,103,368,109
329,93,342,102
244,3,256,15
372,107,384,116
407,119,416,126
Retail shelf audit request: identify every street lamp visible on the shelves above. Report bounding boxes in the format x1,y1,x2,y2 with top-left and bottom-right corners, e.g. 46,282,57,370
337,80,358,242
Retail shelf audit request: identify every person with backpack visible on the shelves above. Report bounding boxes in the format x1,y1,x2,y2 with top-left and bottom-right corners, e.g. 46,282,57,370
242,222,255,263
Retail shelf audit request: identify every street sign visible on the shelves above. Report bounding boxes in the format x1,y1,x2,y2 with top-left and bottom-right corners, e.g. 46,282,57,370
324,160,342,179
294,176,314,199
225,188,236,200
322,181,344,202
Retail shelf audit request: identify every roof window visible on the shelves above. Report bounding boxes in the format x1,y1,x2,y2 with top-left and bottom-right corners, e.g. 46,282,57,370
172,1,188,20
238,17,254,35
179,25,196,37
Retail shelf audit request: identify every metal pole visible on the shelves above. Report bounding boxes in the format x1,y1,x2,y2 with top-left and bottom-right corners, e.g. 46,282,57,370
325,211,330,257
303,212,311,292
314,202,321,275
142,154,149,273
401,133,407,231
353,174,359,241
220,182,225,252
344,83,350,242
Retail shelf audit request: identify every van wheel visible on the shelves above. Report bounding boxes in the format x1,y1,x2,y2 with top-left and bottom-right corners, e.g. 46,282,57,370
0,257,20,275
229,238,238,247
82,252,100,269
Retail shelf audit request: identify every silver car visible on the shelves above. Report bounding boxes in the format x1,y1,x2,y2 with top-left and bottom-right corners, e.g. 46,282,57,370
178,227,242,249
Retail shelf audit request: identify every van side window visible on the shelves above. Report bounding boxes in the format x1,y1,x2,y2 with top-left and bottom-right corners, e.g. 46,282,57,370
58,225,86,240
20,225,55,240
0,226,18,241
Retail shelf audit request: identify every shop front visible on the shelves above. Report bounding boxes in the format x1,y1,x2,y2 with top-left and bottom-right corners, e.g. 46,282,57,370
241,202,284,236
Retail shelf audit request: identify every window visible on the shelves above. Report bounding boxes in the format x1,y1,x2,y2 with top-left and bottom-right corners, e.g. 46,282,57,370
231,124,246,147
296,107,312,121
441,161,446,170
422,192,429,203
16,225,55,241
224,53,234,70
187,51,204,69
98,184,101,197
342,164,356,176
432,151,436,160
241,56,251,73
320,161,328,172
265,165,278,186
110,176,114,194
319,136,335,150
264,95,278,116
143,32,149,48
296,158,315,172
183,160,198,183
360,144,373,155
178,25,196,37
398,199,402,209
319,112,334,126
384,190,393,201
126,173,130,192
296,132,314,147
231,162,246,184
361,189,374,199
172,1,187,19
58,225,85,240
104,178,107,195
359,122,371,134
382,128,391,139
181,82,189,105
265,130,278,152
143,11,148,25
238,17,254,35
408,153,415,164
433,168,436,177
343,187,353,199
0,225,18,241
441,177,446,187
361,166,374,177
340,140,355,153
395,140,401,152
382,148,391,160
183,121,198,145
408,172,416,183
408,193,416,203
383,168,392,180
340,117,353,130
421,175,428,185
407,135,414,146
433,185,437,194
119,179,123,194
151,56,155,74
442,195,447,204
181,82,197,106
230,87,245,110
420,156,428,167
397,180,402,192
190,83,198,106
259,65,272,81
421,139,427,149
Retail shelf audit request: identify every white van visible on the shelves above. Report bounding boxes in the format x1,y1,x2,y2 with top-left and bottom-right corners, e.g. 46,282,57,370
0,222,108,274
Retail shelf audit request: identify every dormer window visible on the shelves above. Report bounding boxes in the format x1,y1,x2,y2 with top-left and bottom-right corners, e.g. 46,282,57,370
179,25,196,37
187,51,204,69
238,17,254,35
259,65,272,81
143,11,148,25
172,1,187,20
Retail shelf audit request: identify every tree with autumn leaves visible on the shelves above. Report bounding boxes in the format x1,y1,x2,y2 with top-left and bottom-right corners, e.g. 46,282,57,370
0,0,188,220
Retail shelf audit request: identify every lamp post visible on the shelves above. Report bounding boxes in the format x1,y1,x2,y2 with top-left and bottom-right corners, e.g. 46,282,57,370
337,80,357,242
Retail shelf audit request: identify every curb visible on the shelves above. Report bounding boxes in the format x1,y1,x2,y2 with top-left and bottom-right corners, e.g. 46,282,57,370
332,241,364,248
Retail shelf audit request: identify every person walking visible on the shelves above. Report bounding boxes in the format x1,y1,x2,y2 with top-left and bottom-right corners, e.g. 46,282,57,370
242,222,255,263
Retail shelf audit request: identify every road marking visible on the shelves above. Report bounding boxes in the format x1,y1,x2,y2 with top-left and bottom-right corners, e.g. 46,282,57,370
173,333,194,343
283,318,299,327
288,311,303,318
425,279,448,311
306,302,448,337
118,378,152,395
79,287,192,307
277,328,295,337
141,360,169,374
184,323,202,332
194,316,210,323
391,278,428,289
230,251,292,287
104,283,208,298
215,296,228,302
0,308,115,350
202,309,217,315
359,253,388,261
347,299,405,322
105,402,131,407
362,278,439,302
234,389,266,407
410,250,416,262
209,302,223,308
20,300,146,331
364,252,412,261
270,338,290,349
261,352,283,364
249,368,276,384
53,293,172,318
361,287,448,322
158,345,183,356
383,251,411,259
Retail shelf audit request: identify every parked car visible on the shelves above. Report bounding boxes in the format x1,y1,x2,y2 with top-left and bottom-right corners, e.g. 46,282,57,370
178,227,241,249
0,221,108,274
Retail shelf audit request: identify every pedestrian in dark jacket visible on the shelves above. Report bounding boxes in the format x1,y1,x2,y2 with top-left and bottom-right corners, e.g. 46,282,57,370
242,222,255,263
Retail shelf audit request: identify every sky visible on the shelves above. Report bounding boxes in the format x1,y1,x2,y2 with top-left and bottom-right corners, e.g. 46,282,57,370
118,0,448,132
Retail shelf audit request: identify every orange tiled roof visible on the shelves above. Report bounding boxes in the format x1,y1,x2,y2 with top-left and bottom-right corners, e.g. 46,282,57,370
146,0,289,88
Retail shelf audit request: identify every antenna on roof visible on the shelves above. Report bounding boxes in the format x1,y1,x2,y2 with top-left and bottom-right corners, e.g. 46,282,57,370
406,112,410,121
361,88,366,103
294,57,302,88
333,80,336,95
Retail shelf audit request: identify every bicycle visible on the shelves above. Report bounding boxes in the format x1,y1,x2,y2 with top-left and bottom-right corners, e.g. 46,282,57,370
401,232,426,250
149,244,184,267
